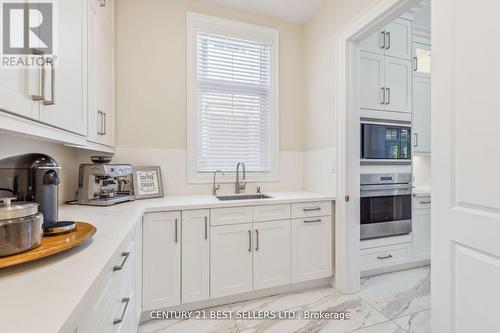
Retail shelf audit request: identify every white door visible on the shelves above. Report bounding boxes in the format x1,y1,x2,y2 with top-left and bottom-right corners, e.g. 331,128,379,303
143,212,181,310
384,56,411,113
253,220,291,290
181,209,210,303
432,1,500,332
210,223,253,298
412,76,431,153
39,0,86,135
359,51,385,111
384,18,412,60
291,217,332,283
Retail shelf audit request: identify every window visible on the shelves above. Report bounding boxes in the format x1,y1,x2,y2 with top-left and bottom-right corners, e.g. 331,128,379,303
187,12,279,183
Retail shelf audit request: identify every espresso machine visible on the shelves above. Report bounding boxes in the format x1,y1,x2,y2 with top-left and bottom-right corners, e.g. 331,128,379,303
77,161,135,206
0,153,75,234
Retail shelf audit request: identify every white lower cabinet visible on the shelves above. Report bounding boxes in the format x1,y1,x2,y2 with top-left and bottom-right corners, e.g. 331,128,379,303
143,211,181,310
412,195,431,260
181,209,210,303
253,220,291,290
210,223,253,298
291,216,332,283
73,227,139,333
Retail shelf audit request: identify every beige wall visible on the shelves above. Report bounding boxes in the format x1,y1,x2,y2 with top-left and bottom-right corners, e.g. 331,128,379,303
116,0,305,151
303,0,375,150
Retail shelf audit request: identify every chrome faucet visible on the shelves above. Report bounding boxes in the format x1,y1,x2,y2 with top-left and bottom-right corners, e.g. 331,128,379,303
235,162,246,194
212,170,225,195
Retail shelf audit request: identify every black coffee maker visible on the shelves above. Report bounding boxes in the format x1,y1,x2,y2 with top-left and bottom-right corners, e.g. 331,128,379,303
0,153,75,234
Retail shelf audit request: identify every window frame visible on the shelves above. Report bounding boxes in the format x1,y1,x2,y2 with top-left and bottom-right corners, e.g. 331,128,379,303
186,12,280,184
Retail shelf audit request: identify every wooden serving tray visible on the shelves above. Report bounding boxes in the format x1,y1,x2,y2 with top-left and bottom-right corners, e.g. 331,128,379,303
0,222,96,269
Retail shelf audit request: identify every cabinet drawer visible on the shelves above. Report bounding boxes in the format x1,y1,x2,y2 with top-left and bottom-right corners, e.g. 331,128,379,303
360,244,411,270
253,204,290,222
413,195,431,210
291,201,332,218
211,207,253,226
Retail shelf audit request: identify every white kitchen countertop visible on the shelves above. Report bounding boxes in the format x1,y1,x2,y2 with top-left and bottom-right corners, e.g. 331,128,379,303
0,191,335,333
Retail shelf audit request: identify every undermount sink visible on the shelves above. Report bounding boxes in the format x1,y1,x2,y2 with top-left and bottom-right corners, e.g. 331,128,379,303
216,194,273,201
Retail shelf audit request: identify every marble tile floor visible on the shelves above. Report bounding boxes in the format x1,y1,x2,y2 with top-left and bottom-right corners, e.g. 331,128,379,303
139,265,430,333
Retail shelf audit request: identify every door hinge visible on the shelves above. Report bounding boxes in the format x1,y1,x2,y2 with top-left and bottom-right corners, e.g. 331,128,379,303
345,195,350,202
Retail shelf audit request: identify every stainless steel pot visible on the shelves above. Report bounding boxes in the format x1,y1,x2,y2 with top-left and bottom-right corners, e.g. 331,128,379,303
0,197,43,257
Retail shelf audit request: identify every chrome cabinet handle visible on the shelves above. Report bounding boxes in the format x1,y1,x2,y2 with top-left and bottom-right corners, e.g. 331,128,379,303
380,87,386,104
97,111,103,135
31,49,46,101
304,219,322,223
414,133,419,147
255,229,259,251
419,201,431,204
385,87,390,105
113,252,130,271
413,56,418,71
174,219,178,243
113,297,130,325
100,0,106,7
385,32,391,50
103,112,107,135
380,31,386,49
204,216,208,240
377,254,393,260
303,207,321,212
248,230,252,252
43,57,55,105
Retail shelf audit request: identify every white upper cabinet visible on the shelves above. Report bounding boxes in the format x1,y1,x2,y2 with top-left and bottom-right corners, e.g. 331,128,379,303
413,42,431,76
181,209,210,304
253,220,291,290
384,19,412,60
39,0,86,135
360,18,412,60
384,56,412,113
413,75,431,153
87,0,115,146
360,52,385,111
0,67,40,120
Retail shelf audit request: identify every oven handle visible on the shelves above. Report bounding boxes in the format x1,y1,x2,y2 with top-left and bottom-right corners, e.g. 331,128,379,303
360,184,412,191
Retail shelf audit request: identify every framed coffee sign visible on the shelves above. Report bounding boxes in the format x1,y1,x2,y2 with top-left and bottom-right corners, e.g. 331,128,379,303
133,166,164,199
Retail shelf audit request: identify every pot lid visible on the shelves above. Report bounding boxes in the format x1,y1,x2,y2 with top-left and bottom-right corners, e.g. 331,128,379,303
0,197,39,220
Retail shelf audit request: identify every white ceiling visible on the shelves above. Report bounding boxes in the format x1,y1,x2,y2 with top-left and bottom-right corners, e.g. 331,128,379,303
199,0,324,23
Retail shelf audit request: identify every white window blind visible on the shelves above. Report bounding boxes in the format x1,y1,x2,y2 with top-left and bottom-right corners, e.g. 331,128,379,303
196,32,272,172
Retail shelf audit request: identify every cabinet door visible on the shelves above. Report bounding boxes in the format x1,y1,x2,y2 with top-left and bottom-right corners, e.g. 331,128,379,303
412,209,431,260
413,42,431,77
210,223,253,298
253,220,291,290
360,51,385,111
143,212,181,310
291,217,332,283
181,209,210,303
39,0,86,135
413,76,431,153
359,30,384,55
0,67,40,120
384,18,412,60
384,56,412,113
88,0,115,146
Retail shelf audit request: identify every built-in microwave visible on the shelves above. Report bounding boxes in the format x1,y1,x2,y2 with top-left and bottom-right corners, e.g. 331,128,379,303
361,122,411,163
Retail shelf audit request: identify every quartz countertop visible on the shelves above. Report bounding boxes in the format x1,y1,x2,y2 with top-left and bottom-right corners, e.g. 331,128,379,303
0,191,335,333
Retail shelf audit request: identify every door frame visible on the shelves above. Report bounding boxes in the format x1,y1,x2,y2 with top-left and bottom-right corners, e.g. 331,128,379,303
334,0,421,294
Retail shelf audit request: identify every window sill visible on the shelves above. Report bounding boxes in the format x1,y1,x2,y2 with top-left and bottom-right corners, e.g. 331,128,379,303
187,171,279,184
